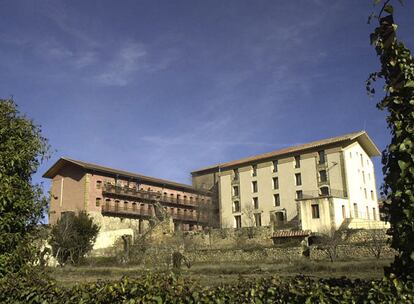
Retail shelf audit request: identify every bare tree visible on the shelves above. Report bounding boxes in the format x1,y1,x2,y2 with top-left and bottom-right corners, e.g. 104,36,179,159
315,228,344,262
243,204,257,239
363,229,388,260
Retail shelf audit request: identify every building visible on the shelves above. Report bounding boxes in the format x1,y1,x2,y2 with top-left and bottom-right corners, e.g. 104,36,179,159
43,158,218,248
191,131,386,233
44,131,386,245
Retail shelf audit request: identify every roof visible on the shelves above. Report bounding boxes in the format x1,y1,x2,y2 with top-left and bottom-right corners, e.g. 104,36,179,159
43,157,206,194
272,230,312,238
192,131,380,174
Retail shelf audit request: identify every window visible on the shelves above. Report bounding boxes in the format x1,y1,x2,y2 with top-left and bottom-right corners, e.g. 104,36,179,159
360,154,364,166
254,213,262,227
353,203,358,218
294,155,301,168
296,190,303,200
320,186,329,196
311,204,320,219
233,201,240,212
350,152,352,158
124,201,128,210
342,205,346,219
252,181,258,193
362,171,366,183
366,206,370,219
235,215,242,228
295,173,302,186
275,211,285,222
273,177,279,189
318,150,326,164
319,170,327,182
273,160,278,172
253,197,259,209
233,168,239,180
373,208,377,220
364,188,367,199
177,194,181,202
368,173,371,181
252,164,257,177
115,200,120,210
96,180,102,189
233,186,239,197
105,198,110,207
183,195,187,202
96,197,102,207
274,194,280,207
371,190,374,200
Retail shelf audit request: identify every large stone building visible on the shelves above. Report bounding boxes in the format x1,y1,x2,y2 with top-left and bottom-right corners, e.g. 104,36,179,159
191,131,386,233
44,131,386,246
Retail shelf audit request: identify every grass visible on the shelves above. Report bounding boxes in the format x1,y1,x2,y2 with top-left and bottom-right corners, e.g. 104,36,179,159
47,257,393,287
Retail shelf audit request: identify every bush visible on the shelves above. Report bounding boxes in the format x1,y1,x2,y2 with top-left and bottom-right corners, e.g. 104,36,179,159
50,211,99,265
0,272,413,303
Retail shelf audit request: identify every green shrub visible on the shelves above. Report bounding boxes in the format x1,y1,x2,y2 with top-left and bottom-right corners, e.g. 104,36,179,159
50,211,100,266
1,272,413,303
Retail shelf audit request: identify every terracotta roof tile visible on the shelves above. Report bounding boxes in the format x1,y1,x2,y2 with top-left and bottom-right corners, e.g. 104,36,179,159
43,157,209,194
272,230,312,238
192,131,379,173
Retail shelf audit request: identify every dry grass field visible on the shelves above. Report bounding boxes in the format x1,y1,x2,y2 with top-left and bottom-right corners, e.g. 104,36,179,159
48,257,393,287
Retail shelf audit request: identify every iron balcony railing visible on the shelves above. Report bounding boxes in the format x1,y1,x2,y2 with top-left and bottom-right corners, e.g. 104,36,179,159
102,183,212,209
317,178,329,186
298,189,348,200
101,203,209,223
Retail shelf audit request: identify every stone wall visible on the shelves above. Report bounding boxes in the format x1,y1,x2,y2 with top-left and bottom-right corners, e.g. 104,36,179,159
89,218,395,263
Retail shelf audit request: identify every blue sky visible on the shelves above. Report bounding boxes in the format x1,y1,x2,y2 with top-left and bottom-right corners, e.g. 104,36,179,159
1,0,413,193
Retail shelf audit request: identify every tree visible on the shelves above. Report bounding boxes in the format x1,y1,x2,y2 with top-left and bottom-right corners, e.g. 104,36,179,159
0,99,50,277
367,0,414,280
243,205,257,239
315,228,343,263
50,211,99,265
363,229,388,260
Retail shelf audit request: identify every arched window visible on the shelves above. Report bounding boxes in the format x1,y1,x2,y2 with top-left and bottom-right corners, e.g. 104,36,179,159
124,201,128,211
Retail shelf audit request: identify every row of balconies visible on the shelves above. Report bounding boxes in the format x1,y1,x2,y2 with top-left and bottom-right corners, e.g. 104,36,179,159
101,202,210,223
102,183,212,209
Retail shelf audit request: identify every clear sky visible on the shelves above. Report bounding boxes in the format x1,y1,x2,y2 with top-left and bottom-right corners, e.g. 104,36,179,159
1,1,413,194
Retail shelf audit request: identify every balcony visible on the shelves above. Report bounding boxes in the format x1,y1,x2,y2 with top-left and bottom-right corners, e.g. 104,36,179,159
317,161,328,169
101,202,209,223
317,178,329,187
297,189,347,200
102,183,210,209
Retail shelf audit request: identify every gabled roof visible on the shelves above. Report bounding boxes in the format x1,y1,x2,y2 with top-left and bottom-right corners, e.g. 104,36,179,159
43,157,205,193
192,131,380,174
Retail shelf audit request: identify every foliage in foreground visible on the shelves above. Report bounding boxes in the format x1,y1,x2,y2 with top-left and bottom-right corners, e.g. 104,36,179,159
367,1,414,280
0,99,50,277
0,271,413,304
50,211,100,265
